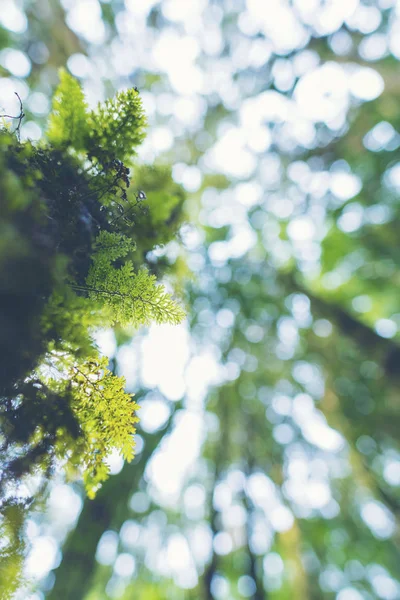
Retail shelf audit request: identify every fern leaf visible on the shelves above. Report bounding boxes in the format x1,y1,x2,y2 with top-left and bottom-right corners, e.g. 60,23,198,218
69,356,139,497
85,236,186,327
45,354,139,499
46,69,88,151
87,88,147,165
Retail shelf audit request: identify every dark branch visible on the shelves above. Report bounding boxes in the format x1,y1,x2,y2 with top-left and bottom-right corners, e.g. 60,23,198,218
279,271,400,381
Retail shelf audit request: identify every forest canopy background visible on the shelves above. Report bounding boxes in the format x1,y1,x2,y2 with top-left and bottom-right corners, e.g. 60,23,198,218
1,1,400,600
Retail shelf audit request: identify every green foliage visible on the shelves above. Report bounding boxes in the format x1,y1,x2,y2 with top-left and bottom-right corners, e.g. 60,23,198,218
0,72,185,503
0,25,10,53
129,165,186,258
92,230,136,261
0,501,26,600
87,87,147,165
46,70,146,166
8,4,400,600
85,231,185,327
0,70,186,595
41,287,103,358
3,6,400,600
46,69,88,151
44,354,139,498
0,132,57,390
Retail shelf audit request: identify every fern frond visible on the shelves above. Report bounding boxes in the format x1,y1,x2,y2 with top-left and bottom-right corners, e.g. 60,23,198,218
87,88,147,165
92,230,135,261
82,231,185,327
85,265,185,327
45,354,139,499
46,69,88,151
69,356,139,497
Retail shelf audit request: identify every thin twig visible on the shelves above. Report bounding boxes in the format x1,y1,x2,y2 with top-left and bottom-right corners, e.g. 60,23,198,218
0,92,25,141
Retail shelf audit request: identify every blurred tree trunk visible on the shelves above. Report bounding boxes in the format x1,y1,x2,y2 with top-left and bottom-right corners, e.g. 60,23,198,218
48,423,172,600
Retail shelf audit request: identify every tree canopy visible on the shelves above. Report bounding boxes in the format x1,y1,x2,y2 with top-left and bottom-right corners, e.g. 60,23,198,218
1,1,400,600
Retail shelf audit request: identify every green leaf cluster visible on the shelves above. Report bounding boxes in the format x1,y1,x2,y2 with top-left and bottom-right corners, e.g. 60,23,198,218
0,71,186,506
87,87,147,165
84,231,185,327
46,69,88,150
44,354,140,499
47,69,146,166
